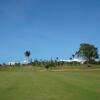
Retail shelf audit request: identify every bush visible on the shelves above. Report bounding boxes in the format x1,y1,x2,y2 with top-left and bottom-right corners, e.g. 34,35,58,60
45,63,56,69
87,65,92,67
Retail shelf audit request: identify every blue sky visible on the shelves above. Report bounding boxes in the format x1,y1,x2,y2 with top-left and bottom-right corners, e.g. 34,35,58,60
0,0,99,63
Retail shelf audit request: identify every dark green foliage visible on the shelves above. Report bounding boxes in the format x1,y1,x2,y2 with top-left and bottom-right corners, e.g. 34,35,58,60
45,60,56,69
45,63,55,69
31,59,82,68
72,54,75,59
31,59,56,68
65,61,81,66
15,63,21,66
76,43,99,63
24,51,31,60
24,50,31,63
24,51,31,57
87,65,92,67
32,59,43,67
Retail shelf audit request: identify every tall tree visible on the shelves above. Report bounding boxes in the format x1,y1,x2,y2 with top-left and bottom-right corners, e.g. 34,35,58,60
75,43,99,63
72,54,75,59
24,51,31,62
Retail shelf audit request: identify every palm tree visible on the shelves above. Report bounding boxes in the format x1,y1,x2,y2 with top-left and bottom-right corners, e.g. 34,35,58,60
24,51,31,62
72,54,75,59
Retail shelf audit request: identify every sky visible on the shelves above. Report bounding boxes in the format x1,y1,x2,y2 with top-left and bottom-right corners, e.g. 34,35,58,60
0,0,99,63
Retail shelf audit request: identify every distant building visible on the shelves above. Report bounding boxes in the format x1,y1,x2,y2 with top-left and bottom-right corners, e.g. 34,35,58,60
7,61,20,65
60,58,85,64
8,62,16,65
7,60,31,65
21,60,30,64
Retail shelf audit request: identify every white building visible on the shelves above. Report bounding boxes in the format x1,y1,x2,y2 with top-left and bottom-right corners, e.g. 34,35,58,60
60,58,85,64
8,62,16,65
21,60,30,64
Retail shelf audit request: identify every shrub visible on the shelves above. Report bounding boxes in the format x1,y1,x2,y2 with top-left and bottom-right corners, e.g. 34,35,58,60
45,63,56,69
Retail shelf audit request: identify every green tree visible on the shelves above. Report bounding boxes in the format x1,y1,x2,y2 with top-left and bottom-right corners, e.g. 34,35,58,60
24,51,31,62
76,43,99,63
72,54,75,59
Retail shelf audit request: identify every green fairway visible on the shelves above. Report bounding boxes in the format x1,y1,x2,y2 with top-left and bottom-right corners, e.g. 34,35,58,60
0,70,100,100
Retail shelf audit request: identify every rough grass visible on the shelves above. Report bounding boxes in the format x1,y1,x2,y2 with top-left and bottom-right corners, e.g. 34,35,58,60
0,67,100,100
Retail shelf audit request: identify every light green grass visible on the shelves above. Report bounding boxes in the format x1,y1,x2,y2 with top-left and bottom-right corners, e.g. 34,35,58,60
0,68,100,100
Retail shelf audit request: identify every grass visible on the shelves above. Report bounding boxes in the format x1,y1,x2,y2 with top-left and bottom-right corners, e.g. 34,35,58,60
0,66,100,100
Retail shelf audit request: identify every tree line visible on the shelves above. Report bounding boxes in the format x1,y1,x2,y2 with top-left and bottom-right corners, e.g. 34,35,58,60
23,43,100,68
0,43,100,68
